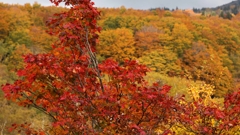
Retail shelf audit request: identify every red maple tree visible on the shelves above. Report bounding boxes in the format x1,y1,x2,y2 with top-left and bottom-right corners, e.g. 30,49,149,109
2,0,240,134
2,0,179,134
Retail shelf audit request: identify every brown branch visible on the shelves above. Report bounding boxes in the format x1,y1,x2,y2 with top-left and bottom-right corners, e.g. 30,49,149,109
84,27,105,93
137,101,152,126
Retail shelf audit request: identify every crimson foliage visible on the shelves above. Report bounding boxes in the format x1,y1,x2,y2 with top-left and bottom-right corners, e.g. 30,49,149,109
2,0,240,134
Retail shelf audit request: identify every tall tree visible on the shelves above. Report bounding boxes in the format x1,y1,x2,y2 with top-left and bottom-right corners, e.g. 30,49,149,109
97,28,136,63
0,8,10,40
170,23,194,57
181,42,233,97
138,47,181,75
134,26,161,58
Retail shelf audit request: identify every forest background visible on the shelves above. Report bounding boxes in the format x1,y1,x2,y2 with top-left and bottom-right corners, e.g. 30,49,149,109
0,1,240,134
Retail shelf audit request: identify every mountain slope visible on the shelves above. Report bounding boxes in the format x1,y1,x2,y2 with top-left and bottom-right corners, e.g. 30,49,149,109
193,0,240,19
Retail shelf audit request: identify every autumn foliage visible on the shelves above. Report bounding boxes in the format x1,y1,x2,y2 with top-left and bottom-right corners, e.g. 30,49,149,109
1,0,240,134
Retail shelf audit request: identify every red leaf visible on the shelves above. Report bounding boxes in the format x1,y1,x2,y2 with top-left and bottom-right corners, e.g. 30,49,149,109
215,109,225,119
39,131,45,135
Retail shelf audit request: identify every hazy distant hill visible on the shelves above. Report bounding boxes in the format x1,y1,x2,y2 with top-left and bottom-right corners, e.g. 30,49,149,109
193,0,240,19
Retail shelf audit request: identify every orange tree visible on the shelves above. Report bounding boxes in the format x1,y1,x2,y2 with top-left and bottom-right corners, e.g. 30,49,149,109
1,0,240,134
180,42,233,97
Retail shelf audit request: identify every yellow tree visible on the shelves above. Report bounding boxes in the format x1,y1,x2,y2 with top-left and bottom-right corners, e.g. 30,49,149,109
0,8,10,40
139,47,181,75
3,7,32,47
170,23,194,57
101,16,146,31
97,28,135,63
29,26,57,53
158,21,193,57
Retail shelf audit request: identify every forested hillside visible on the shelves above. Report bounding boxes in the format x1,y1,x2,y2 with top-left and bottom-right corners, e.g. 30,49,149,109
97,6,240,96
0,1,239,134
194,0,240,19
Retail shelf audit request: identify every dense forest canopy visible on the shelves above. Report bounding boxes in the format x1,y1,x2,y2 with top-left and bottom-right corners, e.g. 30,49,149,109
0,0,239,134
